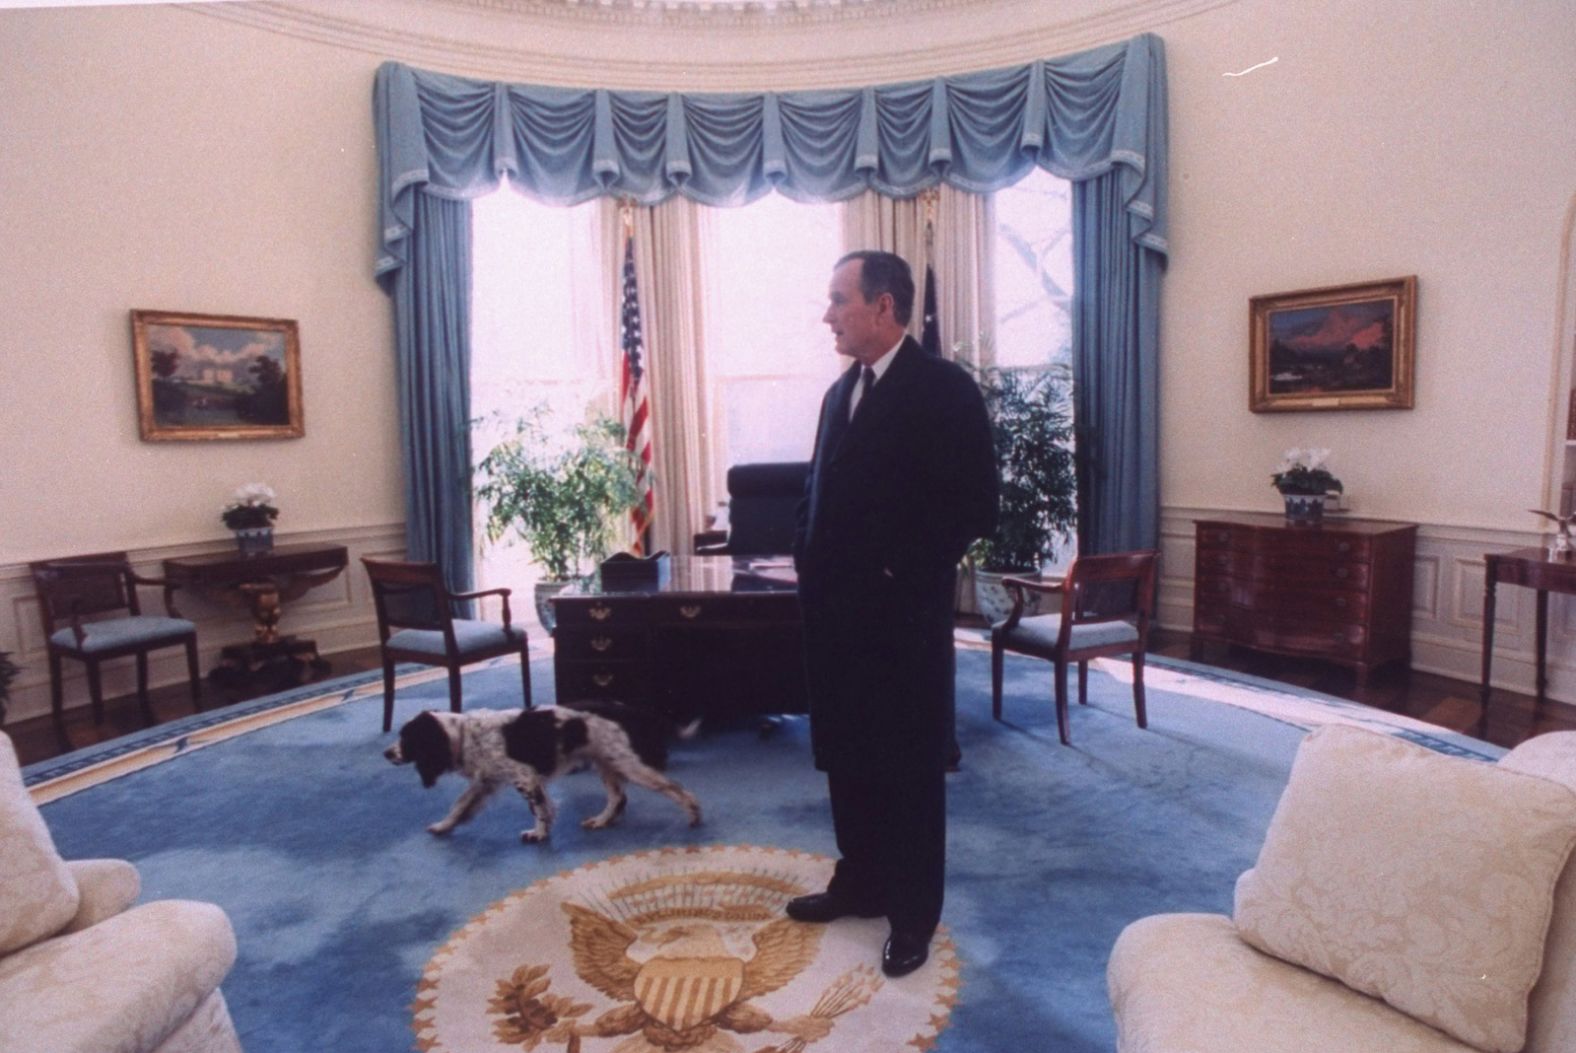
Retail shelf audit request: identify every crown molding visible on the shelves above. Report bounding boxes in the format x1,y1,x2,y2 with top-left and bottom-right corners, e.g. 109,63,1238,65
186,0,1235,90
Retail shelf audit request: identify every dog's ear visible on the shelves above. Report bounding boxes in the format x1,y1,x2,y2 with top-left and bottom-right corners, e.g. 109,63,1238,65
401,712,452,788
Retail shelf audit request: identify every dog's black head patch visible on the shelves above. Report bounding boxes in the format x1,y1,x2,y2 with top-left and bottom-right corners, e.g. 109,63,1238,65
399,711,453,788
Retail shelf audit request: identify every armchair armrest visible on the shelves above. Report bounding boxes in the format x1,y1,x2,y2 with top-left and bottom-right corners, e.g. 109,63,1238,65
1000,575,1065,631
61,859,141,932
449,586,514,630
128,571,186,618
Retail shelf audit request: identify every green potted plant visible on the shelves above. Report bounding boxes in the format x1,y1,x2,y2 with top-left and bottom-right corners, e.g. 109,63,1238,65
966,362,1078,623
221,482,279,555
1271,447,1342,522
474,409,643,631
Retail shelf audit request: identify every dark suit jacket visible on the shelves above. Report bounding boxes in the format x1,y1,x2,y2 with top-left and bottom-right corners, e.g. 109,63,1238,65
794,336,997,774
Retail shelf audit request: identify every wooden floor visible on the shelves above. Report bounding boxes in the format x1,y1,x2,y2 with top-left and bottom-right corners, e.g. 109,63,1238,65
6,630,1575,769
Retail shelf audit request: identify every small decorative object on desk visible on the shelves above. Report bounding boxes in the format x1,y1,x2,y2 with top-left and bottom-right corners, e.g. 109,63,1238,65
599,550,671,589
221,482,279,555
1529,509,1576,560
1271,447,1343,523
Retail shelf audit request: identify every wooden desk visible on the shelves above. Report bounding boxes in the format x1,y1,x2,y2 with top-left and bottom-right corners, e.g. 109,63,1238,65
1480,547,1576,728
551,555,805,722
163,543,348,690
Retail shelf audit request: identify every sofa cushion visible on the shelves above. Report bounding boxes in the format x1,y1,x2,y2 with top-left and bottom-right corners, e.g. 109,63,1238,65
0,899,237,1053
0,732,78,955
1234,725,1576,1053
1108,913,1479,1053
1497,731,1576,1053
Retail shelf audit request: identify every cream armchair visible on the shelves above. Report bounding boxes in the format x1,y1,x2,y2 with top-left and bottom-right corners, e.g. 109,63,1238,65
0,732,243,1053
1109,727,1576,1053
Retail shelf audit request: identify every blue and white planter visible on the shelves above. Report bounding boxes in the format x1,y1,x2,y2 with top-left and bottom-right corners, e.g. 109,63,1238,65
1281,493,1325,523
233,526,274,555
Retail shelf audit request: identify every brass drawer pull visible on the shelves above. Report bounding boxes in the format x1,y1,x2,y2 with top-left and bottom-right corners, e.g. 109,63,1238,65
591,637,613,652
679,604,703,620
590,604,612,622
1333,596,1348,609
1333,567,1350,580
1336,541,1352,554
592,672,614,687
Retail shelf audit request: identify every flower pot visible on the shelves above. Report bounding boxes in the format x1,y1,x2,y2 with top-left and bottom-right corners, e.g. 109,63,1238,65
234,526,274,555
1282,494,1325,523
535,580,570,634
973,569,1045,626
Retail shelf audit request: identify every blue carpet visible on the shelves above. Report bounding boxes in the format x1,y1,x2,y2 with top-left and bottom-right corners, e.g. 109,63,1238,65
27,650,1498,1052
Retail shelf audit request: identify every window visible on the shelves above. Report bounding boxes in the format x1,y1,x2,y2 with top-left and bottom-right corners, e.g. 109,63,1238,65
991,167,1073,370
470,186,608,610
701,194,844,492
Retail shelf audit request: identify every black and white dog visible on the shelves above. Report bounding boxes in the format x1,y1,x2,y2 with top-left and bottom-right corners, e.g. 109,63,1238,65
384,701,702,843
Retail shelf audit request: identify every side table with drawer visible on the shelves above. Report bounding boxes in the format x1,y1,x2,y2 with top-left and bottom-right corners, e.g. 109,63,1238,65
1191,514,1417,686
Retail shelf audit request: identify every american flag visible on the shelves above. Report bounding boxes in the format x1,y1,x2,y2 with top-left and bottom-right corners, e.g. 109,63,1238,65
619,232,654,554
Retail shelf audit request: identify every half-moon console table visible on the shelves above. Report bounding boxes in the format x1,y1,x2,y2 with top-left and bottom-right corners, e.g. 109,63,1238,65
1191,514,1417,687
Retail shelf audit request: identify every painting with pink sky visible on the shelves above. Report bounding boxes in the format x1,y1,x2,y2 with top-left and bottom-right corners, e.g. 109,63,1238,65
1249,277,1415,412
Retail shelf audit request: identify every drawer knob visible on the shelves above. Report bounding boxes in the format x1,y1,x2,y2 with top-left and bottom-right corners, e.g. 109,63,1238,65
1333,567,1350,580
1337,541,1352,554
593,672,614,687
590,604,612,622
679,604,703,620
591,637,613,652
1333,596,1348,609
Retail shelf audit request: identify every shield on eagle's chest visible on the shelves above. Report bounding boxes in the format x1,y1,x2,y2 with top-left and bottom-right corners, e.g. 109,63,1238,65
633,956,746,1032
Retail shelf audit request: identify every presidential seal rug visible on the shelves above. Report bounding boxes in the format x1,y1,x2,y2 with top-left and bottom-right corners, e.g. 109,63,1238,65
414,844,960,1053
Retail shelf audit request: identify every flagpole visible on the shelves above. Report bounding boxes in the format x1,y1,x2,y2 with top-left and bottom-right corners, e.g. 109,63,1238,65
618,198,655,556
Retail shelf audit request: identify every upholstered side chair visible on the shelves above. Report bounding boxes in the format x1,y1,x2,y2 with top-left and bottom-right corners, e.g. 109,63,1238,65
990,549,1159,746
29,553,202,752
361,558,532,732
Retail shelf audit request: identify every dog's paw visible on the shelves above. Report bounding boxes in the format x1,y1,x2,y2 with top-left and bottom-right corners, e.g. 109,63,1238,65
687,808,703,828
519,829,547,844
426,823,453,837
580,816,612,830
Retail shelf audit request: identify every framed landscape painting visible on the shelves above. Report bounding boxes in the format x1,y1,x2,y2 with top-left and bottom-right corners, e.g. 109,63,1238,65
131,310,304,440
1249,276,1417,412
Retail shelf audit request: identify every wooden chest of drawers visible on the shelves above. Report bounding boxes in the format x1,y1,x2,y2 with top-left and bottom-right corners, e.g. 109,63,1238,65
551,556,807,721
1191,514,1417,686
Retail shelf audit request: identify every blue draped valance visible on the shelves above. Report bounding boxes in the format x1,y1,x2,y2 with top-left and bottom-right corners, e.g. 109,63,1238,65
374,33,1168,284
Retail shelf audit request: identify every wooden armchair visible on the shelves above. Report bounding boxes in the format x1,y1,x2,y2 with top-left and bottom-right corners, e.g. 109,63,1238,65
989,550,1159,746
361,558,532,732
29,552,202,751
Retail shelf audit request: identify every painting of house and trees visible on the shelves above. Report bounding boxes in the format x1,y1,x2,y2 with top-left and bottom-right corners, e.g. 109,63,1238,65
131,310,304,440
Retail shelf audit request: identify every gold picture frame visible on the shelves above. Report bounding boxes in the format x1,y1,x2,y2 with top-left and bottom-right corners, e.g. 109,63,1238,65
131,310,304,441
1249,276,1416,412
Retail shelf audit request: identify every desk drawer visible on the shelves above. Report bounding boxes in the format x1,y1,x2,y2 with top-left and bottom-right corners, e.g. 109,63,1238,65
649,596,798,625
555,660,652,703
554,628,647,663
553,597,649,628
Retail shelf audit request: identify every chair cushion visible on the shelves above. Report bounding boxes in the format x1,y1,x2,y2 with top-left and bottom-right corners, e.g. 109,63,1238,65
387,619,525,658
994,613,1139,653
1109,913,1478,1053
0,732,79,955
1497,732,1576,1053
48,616,194,655
1233,725,1576,1053
0,899,236,1053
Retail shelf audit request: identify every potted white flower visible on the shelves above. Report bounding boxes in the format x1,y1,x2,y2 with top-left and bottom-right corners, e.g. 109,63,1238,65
222,483,279,555
1271,448,1342,522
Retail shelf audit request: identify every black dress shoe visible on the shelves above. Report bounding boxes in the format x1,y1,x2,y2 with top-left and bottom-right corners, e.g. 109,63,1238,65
882,930,931,977
785,892,884,924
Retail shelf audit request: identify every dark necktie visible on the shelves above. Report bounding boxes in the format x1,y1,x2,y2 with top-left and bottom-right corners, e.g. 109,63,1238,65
850,365,875,420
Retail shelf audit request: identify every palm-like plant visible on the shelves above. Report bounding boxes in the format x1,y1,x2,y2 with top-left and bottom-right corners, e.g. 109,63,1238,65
474,410,643,582
967,364,1078,572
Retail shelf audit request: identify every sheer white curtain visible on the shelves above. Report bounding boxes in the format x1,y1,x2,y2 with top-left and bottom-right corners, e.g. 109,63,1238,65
841,186,994,368
618,198,713,557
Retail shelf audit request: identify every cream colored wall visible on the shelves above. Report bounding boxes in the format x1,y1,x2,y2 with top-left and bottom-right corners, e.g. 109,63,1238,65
0,5,402,723
1,0,1573,723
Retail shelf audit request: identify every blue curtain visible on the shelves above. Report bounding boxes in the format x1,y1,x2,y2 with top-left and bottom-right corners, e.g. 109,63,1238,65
373,33,1168,579
386,192,476,607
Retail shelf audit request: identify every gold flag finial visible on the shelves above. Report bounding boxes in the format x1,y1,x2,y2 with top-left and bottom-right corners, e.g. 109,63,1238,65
620,197,635,237
921,187,939,249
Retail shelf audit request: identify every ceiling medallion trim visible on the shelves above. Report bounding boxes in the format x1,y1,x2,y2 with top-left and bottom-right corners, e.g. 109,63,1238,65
186,0,1234,89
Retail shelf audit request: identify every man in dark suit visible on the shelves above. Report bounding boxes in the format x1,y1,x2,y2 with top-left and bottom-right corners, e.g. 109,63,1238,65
788,250,998,977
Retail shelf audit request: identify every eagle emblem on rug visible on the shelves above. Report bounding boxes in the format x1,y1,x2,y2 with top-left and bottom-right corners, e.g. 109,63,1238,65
414,846,959,1053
